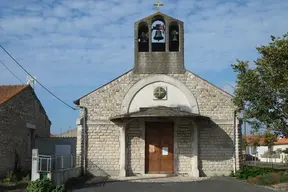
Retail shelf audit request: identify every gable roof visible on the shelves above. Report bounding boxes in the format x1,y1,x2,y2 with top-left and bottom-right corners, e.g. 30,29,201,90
0,84,51,124
274,138,288,145
74,70,132,105
0,84,29,105
135,11,183,24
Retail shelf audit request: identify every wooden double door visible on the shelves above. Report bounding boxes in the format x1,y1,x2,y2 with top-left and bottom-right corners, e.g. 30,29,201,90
145,122,174,174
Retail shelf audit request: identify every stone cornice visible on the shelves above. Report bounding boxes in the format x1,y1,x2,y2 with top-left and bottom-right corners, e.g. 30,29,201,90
82,119,236,125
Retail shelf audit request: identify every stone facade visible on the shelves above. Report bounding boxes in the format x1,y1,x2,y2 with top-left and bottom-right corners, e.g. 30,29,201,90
76,70,241,177
0,86,50,177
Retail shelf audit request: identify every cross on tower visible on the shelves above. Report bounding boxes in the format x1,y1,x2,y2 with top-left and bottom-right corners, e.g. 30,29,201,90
153,0,164,11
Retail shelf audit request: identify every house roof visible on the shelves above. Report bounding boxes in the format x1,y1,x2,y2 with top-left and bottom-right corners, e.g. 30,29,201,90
0,84,29,105
0,84,51,124
274,138,288,145
51,128,77,138
243,135,288,146
243,135,265,145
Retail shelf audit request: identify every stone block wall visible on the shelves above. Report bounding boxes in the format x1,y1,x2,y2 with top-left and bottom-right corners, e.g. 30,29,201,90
198,119,234,176
78,71,240,177
86,124,120,176
126,120,144,176
0,87,50,178
175,121,193,174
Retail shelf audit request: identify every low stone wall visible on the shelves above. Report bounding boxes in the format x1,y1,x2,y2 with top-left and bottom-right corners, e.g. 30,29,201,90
50,167,81,185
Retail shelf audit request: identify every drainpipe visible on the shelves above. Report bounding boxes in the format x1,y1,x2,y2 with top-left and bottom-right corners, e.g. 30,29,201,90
233,110,237,174
78,106,87,175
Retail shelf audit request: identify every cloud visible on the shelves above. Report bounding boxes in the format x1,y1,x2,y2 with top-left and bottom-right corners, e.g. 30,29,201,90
0,0,287,133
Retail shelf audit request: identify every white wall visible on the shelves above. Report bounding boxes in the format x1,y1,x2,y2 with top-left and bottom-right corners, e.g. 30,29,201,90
129,82,193,113
273,144,288,151
257,146,269,158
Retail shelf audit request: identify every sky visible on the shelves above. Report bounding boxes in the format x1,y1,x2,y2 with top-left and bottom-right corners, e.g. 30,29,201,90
0,0,287,134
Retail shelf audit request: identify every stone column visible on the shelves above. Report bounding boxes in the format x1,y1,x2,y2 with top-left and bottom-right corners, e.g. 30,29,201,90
140,119,146,175
191,120,199,177
173,119,179,175
119,125,126,177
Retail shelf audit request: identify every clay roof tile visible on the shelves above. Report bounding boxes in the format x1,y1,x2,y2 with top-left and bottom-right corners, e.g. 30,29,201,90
0,84,29,105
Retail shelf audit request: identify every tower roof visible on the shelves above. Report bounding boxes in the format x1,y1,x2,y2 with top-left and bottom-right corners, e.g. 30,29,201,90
135,11,183,25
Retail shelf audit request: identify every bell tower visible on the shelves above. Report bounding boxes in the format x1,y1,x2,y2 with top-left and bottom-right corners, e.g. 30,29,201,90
133,1,185,74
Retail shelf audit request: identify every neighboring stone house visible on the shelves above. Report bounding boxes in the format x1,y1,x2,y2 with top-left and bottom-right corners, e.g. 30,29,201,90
74,11,242,177
0,84,51,177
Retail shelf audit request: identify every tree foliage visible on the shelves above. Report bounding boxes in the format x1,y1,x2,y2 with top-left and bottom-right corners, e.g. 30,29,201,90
263,130,277,147
249,134,261,147
232,33,288,136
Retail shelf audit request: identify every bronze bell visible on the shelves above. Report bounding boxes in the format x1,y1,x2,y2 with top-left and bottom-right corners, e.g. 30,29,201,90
171,30,178,42
153,30,164,41
139,32,148,43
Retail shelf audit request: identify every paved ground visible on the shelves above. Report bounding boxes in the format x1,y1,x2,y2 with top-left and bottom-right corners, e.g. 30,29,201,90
71,176,280,192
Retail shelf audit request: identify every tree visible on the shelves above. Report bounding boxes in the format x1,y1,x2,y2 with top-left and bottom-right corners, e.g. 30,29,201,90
263,129,277,152
242,137,248,152
248,132,261,163
232,33,288,136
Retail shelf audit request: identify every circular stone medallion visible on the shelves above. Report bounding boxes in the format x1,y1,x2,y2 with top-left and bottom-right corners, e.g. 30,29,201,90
153,87,166,99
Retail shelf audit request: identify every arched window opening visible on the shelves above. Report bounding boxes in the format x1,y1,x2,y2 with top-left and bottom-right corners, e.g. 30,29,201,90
169,22,179,52
138,22,149,52
151,16,165,52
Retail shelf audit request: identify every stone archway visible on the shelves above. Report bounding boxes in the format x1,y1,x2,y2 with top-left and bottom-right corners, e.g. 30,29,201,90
120,74,199,114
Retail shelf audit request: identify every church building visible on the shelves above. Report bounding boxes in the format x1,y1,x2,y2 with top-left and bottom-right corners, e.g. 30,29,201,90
74,5,242,177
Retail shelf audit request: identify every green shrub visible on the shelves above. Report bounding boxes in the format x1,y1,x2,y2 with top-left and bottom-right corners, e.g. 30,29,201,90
279,174,288,183
235,166,275,180
2,170,16,183
52,184,66,192
22,173,31,182
26,179,66,192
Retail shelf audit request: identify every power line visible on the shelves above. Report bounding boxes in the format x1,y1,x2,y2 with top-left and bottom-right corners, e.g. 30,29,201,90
0,59,25,84
0,44,76,110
